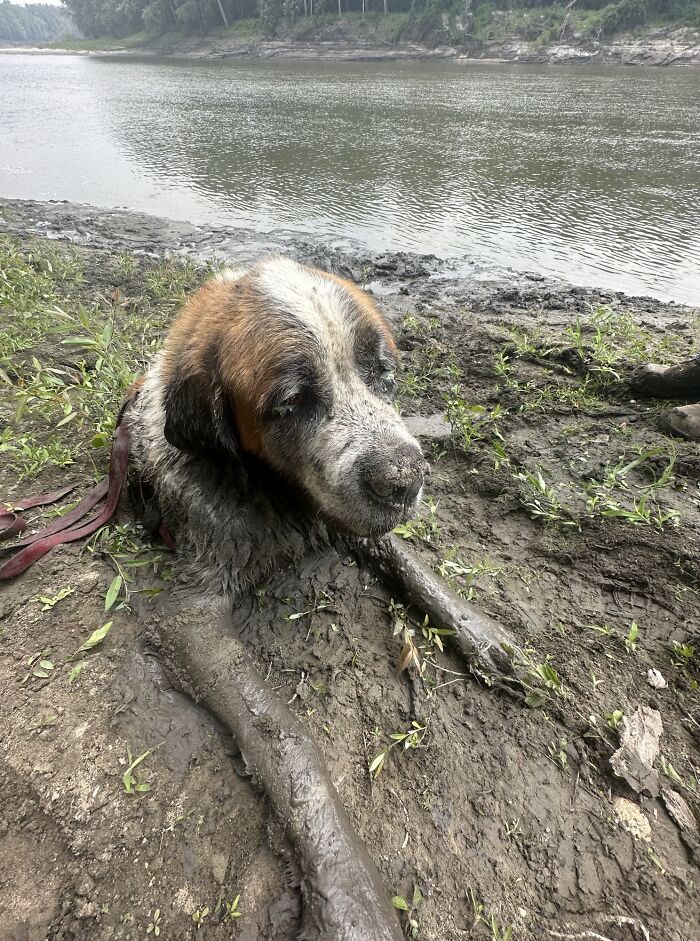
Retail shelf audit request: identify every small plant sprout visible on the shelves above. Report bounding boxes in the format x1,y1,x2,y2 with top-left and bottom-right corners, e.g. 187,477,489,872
659,756,699,797
437,552,502,602
624,621,639,654
70,620,113,659
467,886,485,925
466,887,514,940
504,818,522,839
493,348,512,379
146,909,161,936
391,885,423,937
389,601,453,677
590,670,604,690
516,468,579,528
605,709,624,730
443,385,506,452
393,496,440,544
671,641,695,666
121,745,159,795
37,587,74,610
67,661,86,684
215,893,242,923
523,655,565,707
191,907,209,930
21,648,55,684
547,737,568,771
369,722,429,778
587,623,616,637
104,574,123,612
585,446,680,531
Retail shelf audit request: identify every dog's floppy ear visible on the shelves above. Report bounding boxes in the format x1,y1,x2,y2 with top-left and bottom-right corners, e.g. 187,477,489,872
162,361,239,457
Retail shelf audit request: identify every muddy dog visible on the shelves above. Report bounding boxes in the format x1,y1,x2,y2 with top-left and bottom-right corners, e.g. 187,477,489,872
126,256,428,596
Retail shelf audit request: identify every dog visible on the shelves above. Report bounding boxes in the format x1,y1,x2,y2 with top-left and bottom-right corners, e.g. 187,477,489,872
126,256,428,597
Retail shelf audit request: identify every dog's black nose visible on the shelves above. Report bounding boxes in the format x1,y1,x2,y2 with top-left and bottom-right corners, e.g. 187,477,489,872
361,444,428,507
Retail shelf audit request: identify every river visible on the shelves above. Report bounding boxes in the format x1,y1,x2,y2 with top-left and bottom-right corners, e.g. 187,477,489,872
1,53,699,303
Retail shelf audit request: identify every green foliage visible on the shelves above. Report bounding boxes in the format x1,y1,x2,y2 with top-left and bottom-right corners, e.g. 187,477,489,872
55,0,700,44
0,2,79,43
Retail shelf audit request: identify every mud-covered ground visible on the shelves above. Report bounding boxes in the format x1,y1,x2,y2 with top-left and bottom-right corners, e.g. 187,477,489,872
1,199,699,941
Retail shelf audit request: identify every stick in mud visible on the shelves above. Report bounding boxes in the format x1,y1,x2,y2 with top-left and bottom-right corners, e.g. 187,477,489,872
363,533,526,679
146,597,404,941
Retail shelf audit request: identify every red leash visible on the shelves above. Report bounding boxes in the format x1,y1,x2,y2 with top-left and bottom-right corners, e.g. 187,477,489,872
0,410,132,581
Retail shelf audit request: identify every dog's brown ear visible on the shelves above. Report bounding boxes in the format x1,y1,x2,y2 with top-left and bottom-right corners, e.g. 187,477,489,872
162,362,239,457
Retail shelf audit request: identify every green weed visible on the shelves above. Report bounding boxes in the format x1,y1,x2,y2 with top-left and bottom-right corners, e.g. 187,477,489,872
392,885,423,938
444,385,505,452
393,496,440,545
369,721,429,778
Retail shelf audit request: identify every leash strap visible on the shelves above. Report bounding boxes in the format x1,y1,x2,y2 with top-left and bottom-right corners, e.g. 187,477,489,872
0,485,77,541
0,418,130,581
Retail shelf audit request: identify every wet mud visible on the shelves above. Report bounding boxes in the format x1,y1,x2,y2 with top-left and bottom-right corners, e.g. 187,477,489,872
1,199,699,941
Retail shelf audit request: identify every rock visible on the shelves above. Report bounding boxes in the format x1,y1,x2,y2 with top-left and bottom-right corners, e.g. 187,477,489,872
647,668,667,689
662,789,699,838
210,851,229,884
609,706,663,796
403,413,452,442
613,796,651,842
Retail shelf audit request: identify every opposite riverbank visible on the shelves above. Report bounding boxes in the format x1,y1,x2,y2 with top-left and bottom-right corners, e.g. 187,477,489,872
3,17,700,65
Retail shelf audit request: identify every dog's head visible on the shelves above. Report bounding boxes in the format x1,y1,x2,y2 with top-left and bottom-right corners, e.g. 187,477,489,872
159,257,428,536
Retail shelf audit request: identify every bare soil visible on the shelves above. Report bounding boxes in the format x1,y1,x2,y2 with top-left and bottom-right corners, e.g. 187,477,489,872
1,199,699,941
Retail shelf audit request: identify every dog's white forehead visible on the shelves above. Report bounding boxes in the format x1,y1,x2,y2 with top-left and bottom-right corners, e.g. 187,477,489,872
254,257,356,357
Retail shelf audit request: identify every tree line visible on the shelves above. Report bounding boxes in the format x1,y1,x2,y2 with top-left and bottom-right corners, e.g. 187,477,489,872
0,1,78,42
60,0,700,41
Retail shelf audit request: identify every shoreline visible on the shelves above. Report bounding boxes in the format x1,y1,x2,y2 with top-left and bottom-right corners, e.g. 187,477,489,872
2,26,700,67
1,197,695,315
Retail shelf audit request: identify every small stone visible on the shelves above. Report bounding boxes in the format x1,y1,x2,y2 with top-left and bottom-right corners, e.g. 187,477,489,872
613,796,651,842
647,668,667,689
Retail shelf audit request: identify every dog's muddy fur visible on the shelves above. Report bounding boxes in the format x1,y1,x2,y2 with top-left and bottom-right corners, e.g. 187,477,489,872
1,200,699,941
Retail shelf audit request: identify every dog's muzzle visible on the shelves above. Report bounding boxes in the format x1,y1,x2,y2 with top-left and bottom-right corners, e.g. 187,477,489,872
358,443,429,513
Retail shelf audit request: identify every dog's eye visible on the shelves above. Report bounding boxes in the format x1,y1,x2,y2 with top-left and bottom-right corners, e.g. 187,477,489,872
271,391,306,418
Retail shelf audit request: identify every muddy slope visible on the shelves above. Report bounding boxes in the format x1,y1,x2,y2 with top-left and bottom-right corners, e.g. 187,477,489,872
1,199,699,941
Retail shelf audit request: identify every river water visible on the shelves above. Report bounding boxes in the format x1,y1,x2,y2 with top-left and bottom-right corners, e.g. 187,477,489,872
1,53,699,303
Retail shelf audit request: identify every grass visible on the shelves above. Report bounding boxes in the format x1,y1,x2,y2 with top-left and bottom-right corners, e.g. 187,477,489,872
444,385,506,451
496,303,692,417
0,237,205,482
512,447,681,533
48,31,153,51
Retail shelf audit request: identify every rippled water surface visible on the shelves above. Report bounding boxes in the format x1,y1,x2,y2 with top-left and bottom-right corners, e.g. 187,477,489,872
1,54,699,302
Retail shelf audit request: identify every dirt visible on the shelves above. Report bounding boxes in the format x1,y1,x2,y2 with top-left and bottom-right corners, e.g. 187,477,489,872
1,198,699,941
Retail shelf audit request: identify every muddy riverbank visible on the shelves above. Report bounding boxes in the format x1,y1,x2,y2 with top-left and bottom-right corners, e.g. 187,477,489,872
1,198,699,941
3,22,700,65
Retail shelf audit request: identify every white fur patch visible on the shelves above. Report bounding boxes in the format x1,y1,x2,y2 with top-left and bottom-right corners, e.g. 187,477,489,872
214,266,248,283
254,257,355,369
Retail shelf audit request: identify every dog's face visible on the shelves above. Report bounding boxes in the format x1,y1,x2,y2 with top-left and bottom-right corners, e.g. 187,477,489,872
160,257,428,536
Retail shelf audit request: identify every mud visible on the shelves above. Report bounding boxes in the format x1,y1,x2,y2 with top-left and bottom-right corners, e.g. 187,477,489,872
144,595,403,941
1,198,699,941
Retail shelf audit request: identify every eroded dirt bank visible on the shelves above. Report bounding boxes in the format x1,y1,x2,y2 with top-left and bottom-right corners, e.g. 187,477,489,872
1,198,699,941
4,22,700,65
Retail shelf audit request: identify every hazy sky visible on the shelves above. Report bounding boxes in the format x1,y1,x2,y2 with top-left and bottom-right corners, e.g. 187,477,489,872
11,0,64,5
